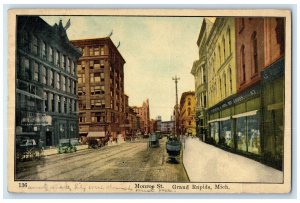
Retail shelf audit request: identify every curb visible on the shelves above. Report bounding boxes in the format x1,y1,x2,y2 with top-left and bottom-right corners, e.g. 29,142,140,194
181,145,191,182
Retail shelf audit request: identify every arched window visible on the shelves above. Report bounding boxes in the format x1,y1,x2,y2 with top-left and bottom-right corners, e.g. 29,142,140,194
218,45,222,66
227,28,231,54
251,32,258,74
241,45,246,83
223,73,227,97
222,36,226,59
228,67,232,94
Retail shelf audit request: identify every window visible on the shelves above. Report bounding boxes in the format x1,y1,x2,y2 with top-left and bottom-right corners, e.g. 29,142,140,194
218,45,222,66
55,50,60,67
41,41,46,59
22,31,30,51
237,117,247,151
94,47,100,55
210,122,219,143
90,73,94,83
222,36,226,59
100,46,105,55
94,60,100,69
49,47,53,63
44,92,48,112
247,115,261,155
31,35,38,55
57,95,61,113
78,73,85,84
239,18,245,33
251,32,258,74
82,47,86,56
220,119,233,148
50,70,54,87
89,47,94,56
241,45,246,83
41,66,46,84
79,100,86,109
77,61,82,71
62,76,66,91
223,73,227,97
228,68,232,94
78,86,86,96
94,73,101,82
33,62,39,81
90,60,94,69
62,55,66,69
56,73,60,89
81,61,85,70
63,97,67,113
67,78,71,93
227,28,231,54
67,58,71,73
72,61,75,75
79,113,86,123
100,72,105,82
50,93,54,112
101,60,105,68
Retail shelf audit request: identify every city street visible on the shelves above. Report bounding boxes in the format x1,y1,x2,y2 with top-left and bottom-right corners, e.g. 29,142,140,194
16,137,189,182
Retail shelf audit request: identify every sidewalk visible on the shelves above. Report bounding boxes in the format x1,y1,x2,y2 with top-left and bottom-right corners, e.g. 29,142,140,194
43,145,88,156
182,137,283,183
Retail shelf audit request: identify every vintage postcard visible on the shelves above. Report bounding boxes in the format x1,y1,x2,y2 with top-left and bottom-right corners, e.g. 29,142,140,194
7,9,291,193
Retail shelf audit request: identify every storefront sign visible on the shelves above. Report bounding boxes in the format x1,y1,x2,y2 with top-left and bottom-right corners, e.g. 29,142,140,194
208,85,261,114
261,58,284,83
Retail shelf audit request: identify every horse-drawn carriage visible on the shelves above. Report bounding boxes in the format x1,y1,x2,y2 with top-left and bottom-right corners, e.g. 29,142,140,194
87,131,109,149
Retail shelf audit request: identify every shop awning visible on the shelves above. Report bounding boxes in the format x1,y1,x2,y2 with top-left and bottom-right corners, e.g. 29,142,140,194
208,116,231,123
232,110,258,118
87,132,106,138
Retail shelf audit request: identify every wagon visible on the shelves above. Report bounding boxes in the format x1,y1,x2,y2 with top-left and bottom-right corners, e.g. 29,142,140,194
148,134,159,148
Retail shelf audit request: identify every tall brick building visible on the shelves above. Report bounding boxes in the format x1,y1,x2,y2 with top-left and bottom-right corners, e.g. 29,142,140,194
71,37,126,140
133,99,150,134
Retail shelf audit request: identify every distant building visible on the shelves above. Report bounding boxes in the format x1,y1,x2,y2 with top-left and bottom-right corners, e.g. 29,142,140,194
71,37,126,141
179,91,196,136
16,16,81,147
133,99,150,134
160,121,175,134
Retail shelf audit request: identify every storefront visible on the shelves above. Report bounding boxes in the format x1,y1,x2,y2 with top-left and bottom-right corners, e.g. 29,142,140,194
207,84,263,161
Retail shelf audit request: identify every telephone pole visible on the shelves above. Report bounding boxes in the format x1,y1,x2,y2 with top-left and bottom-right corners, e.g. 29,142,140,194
172,75,180,137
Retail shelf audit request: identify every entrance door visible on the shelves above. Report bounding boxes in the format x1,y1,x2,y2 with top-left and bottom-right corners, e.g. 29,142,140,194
46,131,52,146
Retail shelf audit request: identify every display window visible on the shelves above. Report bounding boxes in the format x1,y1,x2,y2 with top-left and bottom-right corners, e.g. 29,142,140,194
220,119,233,148
236,117,247,152
210,122,219,143
247,115,261,155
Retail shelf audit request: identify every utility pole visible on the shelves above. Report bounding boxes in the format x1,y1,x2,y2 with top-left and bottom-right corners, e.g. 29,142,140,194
172,75,180,137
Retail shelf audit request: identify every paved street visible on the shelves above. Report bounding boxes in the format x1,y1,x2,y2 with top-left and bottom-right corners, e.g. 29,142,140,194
16,137,189,182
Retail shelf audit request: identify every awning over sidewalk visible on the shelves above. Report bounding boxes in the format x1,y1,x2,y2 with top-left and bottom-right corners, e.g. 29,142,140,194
87,132,106,138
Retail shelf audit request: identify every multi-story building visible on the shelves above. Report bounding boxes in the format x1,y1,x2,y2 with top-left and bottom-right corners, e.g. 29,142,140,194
191,18,214,141
204,17,285,170
132,99,150,134
16,16,81,147
206,17,237,145
179,91,196,136
71,37,126,141
160,121,175,134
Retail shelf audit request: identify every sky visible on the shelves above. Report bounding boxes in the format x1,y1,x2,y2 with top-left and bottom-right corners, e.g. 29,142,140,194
41,16,203,121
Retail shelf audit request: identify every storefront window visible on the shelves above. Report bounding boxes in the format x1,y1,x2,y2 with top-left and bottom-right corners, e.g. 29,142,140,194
210,122,219,143
247,115,261,155
220,119,233,148
236,117,247,152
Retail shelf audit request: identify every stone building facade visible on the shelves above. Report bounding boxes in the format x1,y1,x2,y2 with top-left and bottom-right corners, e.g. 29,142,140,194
16,16,81,147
